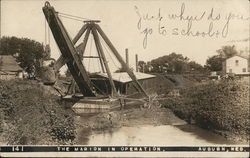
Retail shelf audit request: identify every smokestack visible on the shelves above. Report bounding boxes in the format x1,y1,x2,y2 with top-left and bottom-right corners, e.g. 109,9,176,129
135,54,138,72
125,48,129,66
0,0,1,38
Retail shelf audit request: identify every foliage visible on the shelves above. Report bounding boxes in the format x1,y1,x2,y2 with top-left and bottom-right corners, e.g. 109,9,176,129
150,53,188,73
163,80,250,139
138,61,153,73
205,45,238,71
0,36,45,76
187,61,204,72
206,55,224,71
217,45,238,58
138,61,146,72
0,79,75,144
148,52,204,74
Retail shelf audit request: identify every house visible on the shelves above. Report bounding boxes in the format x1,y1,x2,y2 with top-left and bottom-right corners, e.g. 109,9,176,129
0,55,23,80
90,72,157,97
222,55,250,75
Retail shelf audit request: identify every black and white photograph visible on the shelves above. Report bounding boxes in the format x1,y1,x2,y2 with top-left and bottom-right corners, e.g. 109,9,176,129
0,0,249,157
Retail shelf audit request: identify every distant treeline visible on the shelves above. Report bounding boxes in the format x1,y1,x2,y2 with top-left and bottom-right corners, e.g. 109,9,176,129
138,45,249,74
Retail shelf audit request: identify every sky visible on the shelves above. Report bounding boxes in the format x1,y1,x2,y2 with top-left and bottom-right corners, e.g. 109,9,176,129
1,0,249,73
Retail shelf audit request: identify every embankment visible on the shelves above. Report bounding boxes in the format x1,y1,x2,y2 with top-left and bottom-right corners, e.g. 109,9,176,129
0,79,75,145
162,79,250,142
0,78,183,145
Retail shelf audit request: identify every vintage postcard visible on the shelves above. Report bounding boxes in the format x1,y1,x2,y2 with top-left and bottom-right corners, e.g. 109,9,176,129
0,0,249,157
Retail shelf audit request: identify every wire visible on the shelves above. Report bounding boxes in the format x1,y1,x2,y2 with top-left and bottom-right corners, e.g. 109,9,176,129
58,12,91,21
58,15,84,22
99,38,121,95
101,38,120,69
45,18,47,45
44,15,50,46
48,22,50,45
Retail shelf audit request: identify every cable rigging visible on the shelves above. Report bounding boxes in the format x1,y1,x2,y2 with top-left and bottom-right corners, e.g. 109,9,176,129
58,12,91,21
100,37,120,70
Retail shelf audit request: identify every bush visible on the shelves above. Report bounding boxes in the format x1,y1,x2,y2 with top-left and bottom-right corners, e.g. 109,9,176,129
0,79,75,144
162,79,250,138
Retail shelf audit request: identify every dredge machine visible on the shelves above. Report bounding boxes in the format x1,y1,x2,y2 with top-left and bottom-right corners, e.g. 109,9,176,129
42,2,158,113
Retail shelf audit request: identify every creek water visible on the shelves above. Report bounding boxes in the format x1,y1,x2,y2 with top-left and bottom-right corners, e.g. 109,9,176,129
75,121,246,146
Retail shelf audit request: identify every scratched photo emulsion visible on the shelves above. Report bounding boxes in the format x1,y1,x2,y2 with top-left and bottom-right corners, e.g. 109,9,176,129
0,0,249,157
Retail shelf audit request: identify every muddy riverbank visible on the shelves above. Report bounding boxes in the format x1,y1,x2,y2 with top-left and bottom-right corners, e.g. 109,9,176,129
74,105,186,130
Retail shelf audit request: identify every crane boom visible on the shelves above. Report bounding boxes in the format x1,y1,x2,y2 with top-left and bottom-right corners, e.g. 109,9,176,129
43,2,96,97
42,1,149,99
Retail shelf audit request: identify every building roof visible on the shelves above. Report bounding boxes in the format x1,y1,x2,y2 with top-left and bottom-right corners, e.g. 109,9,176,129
0,55,22,72
94,72,156,83
226,54,249,60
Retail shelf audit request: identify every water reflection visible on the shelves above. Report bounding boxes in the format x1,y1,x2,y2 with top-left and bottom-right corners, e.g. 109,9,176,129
175,124,237,145
76,128,91,145
76,125,245,145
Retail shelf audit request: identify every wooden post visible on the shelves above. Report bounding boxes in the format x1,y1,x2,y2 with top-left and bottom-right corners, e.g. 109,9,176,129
92,26,118,97
77,27,91,59
53,55,68,72
72,24,89,44
89,28,105,73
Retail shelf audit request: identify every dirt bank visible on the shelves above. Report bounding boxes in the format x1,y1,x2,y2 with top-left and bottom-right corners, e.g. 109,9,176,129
74,105,186,132
0,79,75,145
161,79,250,142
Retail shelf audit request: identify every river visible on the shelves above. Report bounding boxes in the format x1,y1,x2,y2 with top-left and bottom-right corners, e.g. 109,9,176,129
75,122,246,146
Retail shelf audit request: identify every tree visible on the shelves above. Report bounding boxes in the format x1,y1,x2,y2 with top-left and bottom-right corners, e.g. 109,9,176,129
0,36,45,76
151,52,190,73
150,52,205,74
138,60,146,72
188,61,204,72
205,45,239,71
205,55,223,71
216,45,238,58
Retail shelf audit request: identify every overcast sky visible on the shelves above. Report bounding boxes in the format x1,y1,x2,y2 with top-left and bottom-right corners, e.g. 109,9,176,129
1,0,249,72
